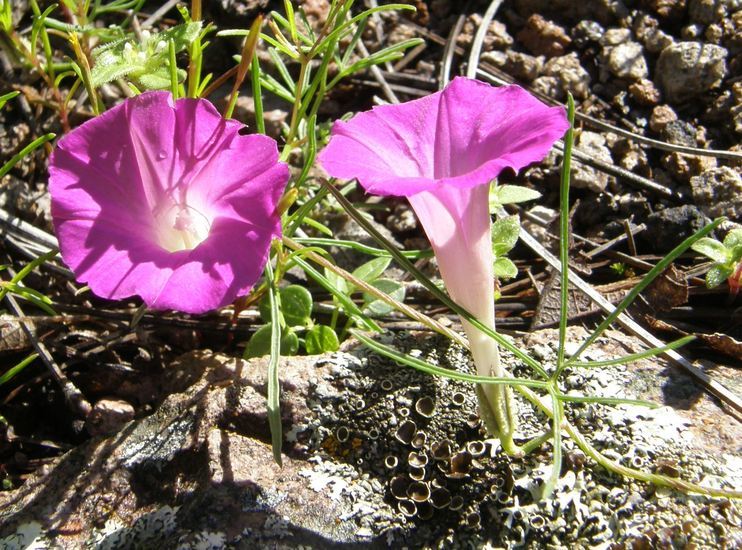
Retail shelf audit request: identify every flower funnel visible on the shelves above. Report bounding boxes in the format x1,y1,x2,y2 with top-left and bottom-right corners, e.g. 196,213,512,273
319,77,568,452
49,91,289,314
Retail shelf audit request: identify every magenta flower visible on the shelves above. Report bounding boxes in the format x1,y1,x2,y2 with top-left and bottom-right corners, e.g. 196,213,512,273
49,92,289,314
319,77,568,451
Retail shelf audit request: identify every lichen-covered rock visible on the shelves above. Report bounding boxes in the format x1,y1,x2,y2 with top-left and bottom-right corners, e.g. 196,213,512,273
656,42,728,103
690,166,742,221
1,329,739,549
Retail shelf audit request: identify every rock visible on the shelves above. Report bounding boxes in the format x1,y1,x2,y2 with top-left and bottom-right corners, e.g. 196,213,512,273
538,53,591,100
603,40,650,81
458,15,513,50
705,23,724,44
681,23,706,40
649,104,678,133
644,205,712,252
480,50,543,82
690,166,742,221
689,0,733,24
572,131,614,192
656,42,728,104
387,23,417,45
662,151,717,182
572,20,605,48
642,0,688,19
733,81,742,134
517,14,571,58
629,78,662,105
661,119,698,146
1,329,740,548
633,13,675,54
85,398,135,436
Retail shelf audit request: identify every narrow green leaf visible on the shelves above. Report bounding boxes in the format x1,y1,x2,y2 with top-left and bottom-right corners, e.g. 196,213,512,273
351,330,548,389
490,184,541,208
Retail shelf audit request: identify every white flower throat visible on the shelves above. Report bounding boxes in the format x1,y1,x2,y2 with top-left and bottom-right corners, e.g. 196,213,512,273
155,202,212,252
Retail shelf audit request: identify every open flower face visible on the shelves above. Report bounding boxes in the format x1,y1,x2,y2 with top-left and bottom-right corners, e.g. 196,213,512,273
49,92,289,314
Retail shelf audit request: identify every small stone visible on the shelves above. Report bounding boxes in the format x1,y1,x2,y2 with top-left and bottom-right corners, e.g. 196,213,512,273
572,131,613,192
690,167,742,221
661,119,698,147
458,15,513,50
644,0,687,19
704,23,724,43
681,24,706,40
517,14,571,58
656,42,728,104
540,53,591,100
85,398,135,436
689,0,731,24
633,13,675,54
649,104,678,133
600,28,631,47
572,20,604,48
662,151,717,182
481,50,543,82
604,41,649,80
644,205,712,253
629,79,661,105
387,23,417,45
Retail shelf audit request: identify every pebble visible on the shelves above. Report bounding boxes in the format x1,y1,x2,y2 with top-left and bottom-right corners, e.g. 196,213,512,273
689,0,731,25
644,205,712,253
572,131,613,192
480,50,543,82
690,166,742,221
656,42,728,104
517,14,571,58
633,13,675,54
603,41,649,81
539,52,591,100
649,104,678,133
629,78,661,105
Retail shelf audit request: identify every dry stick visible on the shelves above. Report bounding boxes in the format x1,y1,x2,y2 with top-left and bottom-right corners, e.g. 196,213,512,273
355,38,398,104
3,283,91,418
140,0,181,28
439,14,465,88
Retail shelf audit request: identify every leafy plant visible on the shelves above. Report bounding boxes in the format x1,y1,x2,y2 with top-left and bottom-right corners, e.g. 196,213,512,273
90,23,202,89
691,228,742,291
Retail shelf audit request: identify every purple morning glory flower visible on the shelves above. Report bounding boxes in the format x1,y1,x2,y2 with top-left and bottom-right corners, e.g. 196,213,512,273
319,77,568,450
49,91,289,314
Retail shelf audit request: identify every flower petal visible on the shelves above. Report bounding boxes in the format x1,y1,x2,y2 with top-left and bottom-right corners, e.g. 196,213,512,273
319,78,569,197
49,92,289,313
